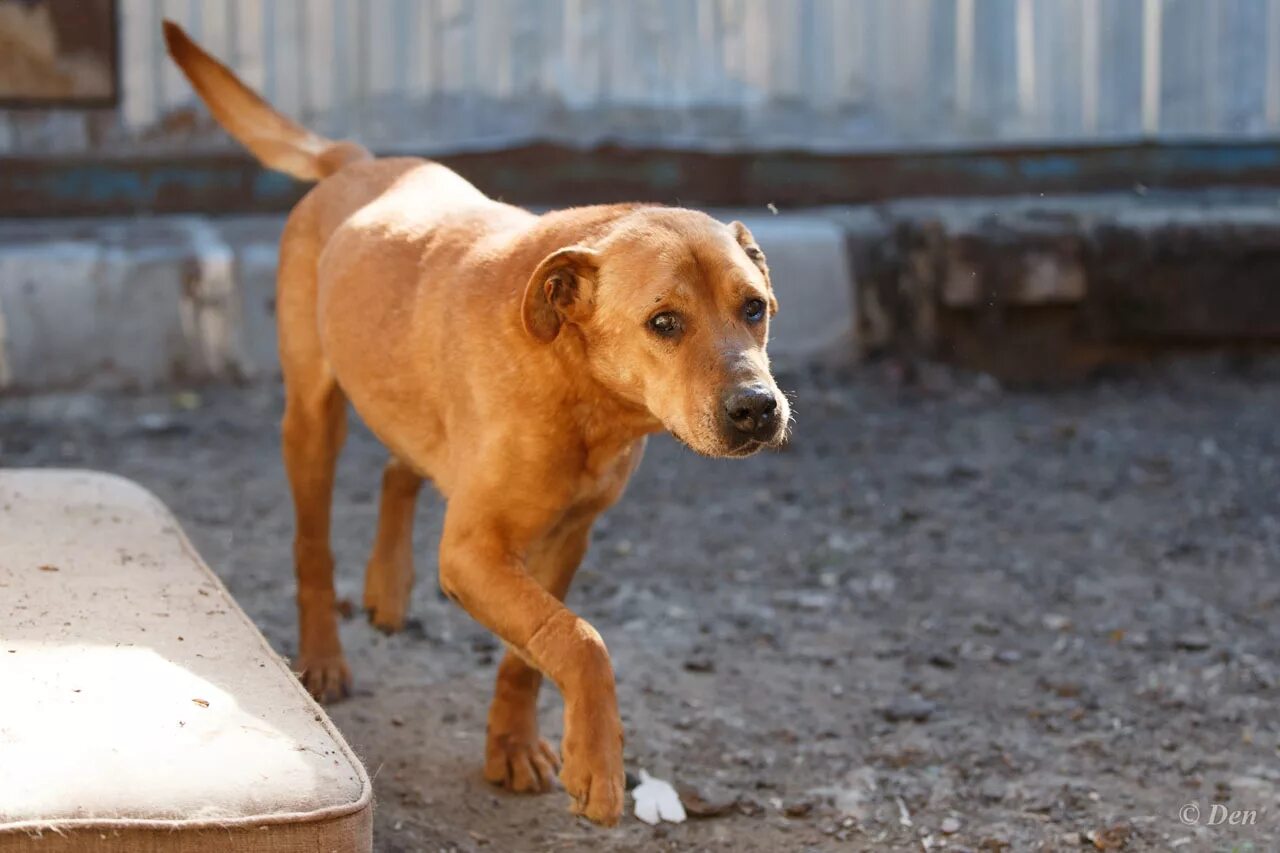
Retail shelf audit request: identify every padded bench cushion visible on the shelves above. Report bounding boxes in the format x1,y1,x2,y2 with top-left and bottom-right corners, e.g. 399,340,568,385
0,470,372,852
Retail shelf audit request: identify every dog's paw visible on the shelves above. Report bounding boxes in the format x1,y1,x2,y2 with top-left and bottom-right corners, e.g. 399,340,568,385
363,557,412,633
559,715,625,825
366,600,408,634
295,653,351,703
484,731,560,793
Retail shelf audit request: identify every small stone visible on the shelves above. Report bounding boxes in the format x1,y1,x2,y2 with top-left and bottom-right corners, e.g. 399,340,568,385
1085,822,1132,850
783,800,814,818
390,716,404,727
172,391,202,410
470,634,498,654
136,413,190,436
979,779,1006,802
826,532,858,553
941,816,962,834
684,656,715,673
971,617,1001,636
1176,633,1211,652
881,695,937,723
1042,613,1072,632
928,652,957,669
795,591,833,611
994,649,1022,665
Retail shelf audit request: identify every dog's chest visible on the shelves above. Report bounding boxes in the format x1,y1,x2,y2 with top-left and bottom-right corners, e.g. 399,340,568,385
567,438,645,517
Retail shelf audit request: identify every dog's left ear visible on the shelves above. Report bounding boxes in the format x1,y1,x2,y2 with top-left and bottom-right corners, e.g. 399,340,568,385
521,246,601,342
729,221,778,315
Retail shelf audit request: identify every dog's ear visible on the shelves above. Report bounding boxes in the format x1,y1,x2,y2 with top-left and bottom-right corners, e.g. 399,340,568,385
521,246,601,342
729,221,777,315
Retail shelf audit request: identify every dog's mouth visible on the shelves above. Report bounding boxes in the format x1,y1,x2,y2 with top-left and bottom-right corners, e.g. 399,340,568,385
669,431,779,459
724,438,765,458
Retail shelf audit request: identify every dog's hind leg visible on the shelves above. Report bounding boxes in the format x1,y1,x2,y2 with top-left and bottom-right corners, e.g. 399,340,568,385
278,209,351,702
363,456,424,632
282,376,349,701
482,516,592,794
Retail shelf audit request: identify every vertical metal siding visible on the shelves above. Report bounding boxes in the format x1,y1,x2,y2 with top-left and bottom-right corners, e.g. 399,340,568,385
2,0,1279,156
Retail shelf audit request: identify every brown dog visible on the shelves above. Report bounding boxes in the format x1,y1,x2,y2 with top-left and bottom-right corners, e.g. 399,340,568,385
164,22,790,826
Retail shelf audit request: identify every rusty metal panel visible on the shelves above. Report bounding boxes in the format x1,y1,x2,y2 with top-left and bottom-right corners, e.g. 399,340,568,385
3,141,1280,217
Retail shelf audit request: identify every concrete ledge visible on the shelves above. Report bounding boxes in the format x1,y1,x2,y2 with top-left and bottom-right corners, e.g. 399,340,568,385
0,211,856,392
0,218,261,392
4,192,1278,391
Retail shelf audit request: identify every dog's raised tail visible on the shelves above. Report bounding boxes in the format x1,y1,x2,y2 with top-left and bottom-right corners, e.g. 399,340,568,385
162,20,370,181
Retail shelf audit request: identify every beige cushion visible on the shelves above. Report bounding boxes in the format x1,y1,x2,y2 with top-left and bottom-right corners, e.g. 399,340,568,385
0,470,372,852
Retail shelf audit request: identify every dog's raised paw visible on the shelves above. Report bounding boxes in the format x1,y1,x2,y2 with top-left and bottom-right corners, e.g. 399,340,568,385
485,731,560,793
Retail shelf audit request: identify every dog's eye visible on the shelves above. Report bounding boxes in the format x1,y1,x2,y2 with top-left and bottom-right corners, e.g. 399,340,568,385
744,298,766,324
648,311,682,337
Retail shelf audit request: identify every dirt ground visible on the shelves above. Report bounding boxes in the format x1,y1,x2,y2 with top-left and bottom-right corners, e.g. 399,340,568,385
2,356,1278,852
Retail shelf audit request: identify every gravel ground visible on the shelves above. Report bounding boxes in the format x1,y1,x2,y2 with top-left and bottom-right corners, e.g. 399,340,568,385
2,357,1278,852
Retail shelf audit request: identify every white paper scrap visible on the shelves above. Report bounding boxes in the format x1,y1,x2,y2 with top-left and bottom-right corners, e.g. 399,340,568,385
632,769,687,825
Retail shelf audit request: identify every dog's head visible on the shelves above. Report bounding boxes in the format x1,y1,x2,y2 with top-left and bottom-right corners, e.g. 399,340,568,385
522,208,790,457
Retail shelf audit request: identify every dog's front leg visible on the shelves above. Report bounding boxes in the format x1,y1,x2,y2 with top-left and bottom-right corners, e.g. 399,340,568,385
439,505,623,826
484,515,594,794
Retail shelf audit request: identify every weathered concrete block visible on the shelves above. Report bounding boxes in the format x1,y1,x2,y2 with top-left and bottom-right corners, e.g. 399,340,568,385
0,221,248,392
0,242,101,389
234,243,281,380
732,213,857,365
94,246,193,388
0,242,194,390
943,243,1086,307
840,193,1280,384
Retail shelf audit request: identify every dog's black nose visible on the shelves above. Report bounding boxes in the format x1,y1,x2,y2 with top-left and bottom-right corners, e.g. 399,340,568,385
723,386,779,439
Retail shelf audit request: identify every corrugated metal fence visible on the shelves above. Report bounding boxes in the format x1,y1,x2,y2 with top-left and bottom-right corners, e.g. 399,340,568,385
3,0,1280,156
